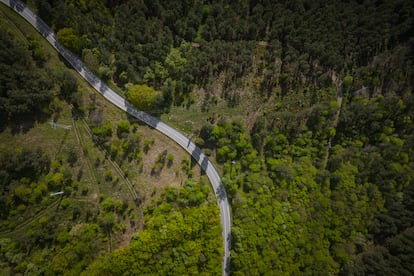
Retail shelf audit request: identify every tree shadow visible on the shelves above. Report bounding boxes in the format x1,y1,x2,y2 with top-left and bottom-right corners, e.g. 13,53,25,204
9,0,25,12
125,112,148,129
225,252,231,275
215,183,228,202
35,11,52,38
8,112,51,135
125,100,160,129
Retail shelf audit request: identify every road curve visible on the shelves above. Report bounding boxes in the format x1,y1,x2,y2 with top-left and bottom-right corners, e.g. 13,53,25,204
1,0,231,274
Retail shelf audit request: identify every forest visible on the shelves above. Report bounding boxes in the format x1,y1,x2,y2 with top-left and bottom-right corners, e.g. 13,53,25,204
1,0,414,274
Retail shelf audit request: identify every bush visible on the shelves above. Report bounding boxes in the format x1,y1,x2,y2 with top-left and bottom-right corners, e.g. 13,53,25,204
143,139,154,153
167,154,174,167
127,84,159,111
101,197,116,212
195,137,205,147
60,198,71,209
92,123,113,145
56,27,81,54
203,148,212,156
117,120,130,137
104,170,113,182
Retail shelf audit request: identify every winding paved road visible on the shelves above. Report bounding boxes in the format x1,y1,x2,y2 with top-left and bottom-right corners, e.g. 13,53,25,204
1,0,231,274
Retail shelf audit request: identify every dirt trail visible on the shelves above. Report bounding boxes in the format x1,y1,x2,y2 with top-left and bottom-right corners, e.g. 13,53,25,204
0,200,60,237
77,118,140,202
72,118,101,198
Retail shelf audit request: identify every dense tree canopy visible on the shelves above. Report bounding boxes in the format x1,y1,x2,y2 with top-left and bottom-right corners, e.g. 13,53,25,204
0,28,53,127
2,0,414,274
0,148,50,223
31,0,414,104
84,180,221,275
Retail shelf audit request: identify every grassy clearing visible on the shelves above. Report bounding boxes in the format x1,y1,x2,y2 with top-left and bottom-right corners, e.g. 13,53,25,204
161,94,249,135
82,87,203,205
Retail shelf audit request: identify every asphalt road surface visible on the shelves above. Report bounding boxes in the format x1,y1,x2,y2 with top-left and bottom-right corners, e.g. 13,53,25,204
1,0,231,274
